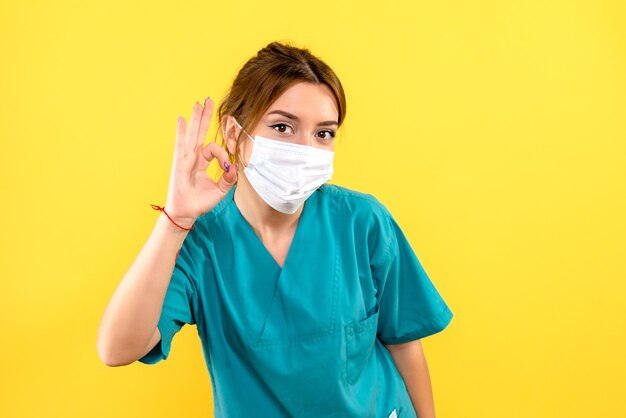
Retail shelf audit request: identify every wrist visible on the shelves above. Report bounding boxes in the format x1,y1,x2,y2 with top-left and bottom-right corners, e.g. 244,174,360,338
164,212,196,230
150,204,196,231
156,212,194,235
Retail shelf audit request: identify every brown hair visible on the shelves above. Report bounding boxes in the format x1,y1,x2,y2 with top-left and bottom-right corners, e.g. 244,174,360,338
217,40,347,168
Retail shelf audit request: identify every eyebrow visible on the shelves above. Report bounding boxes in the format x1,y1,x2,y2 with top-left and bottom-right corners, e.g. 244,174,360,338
266,110,339,127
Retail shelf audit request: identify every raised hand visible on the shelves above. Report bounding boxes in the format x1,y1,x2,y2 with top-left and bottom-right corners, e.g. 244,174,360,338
162,97,238,228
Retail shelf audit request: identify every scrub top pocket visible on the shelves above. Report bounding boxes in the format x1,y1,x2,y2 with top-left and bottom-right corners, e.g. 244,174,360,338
345,304,380,384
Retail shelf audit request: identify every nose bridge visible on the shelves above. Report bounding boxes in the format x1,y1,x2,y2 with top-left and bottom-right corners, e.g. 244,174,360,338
294,129,312,146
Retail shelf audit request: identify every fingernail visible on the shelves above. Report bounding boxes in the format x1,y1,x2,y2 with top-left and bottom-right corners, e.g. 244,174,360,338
234,163,239,171
224,161,230,172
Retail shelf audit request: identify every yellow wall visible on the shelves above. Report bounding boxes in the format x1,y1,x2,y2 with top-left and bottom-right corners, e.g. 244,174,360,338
1,1,624,417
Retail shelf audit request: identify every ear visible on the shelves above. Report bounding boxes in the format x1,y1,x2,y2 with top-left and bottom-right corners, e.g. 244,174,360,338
221,115,240,155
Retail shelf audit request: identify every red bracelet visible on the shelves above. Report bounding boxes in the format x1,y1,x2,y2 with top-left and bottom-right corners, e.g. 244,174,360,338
150,204,194,231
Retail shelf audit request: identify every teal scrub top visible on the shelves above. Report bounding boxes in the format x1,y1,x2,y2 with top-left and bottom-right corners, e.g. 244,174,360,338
139,183,453,418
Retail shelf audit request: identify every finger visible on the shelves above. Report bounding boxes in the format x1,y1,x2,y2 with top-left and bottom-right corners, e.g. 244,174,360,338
201,141,230,168
201,142,238,192
175,115,186,155
196,96,214,150
186,101,203,152
217,162,238,193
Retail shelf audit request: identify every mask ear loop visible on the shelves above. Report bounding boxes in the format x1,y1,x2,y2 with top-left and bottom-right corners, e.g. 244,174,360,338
222,116,254,172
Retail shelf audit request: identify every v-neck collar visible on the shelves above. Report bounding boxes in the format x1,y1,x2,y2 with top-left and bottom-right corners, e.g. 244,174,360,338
227,185,317,273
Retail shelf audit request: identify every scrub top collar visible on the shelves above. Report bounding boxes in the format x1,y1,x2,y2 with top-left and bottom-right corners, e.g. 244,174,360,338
219,183,322,272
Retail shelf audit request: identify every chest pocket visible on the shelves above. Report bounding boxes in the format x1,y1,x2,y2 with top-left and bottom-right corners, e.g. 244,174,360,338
345,303,380,384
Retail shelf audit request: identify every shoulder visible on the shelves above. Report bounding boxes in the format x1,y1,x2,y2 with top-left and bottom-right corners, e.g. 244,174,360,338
319,184,396,269
317,183,392,221
318,184,395,261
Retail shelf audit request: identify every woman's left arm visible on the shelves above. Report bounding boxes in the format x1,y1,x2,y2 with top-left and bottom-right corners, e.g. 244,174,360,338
384,339,436,418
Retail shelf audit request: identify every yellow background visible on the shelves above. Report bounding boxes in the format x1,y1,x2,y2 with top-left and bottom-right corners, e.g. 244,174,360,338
1,0,625,417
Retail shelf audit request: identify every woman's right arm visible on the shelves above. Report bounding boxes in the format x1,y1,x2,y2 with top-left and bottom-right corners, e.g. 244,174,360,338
97,214,191,367
97,96,237,366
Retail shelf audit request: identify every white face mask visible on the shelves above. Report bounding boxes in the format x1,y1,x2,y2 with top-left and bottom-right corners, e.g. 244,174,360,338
232,117,335,214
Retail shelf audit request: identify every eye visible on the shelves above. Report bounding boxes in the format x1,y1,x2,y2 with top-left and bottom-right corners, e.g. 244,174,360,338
317,130,336,141
269,123,293,135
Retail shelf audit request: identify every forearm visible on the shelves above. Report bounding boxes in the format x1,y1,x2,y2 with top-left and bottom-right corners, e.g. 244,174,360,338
385,339,436,418
97,213,190,366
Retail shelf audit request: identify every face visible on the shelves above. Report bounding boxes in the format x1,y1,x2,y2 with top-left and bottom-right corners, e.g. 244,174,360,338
225,81,339,167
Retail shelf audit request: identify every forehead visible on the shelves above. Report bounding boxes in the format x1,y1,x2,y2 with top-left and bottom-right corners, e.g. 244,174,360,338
264,82,338,121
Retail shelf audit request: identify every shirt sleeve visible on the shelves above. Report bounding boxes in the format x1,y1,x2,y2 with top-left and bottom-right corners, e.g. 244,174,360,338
372,210,453,345
138,238,199,364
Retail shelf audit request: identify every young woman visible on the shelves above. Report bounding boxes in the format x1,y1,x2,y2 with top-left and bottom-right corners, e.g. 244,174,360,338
98,41,453,418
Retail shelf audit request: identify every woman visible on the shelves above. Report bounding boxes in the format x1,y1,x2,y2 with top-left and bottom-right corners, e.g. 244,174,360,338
97,41,453,418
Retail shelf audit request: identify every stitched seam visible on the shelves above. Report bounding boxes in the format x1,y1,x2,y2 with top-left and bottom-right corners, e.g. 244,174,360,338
380,304,452,344
371,212,395,272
